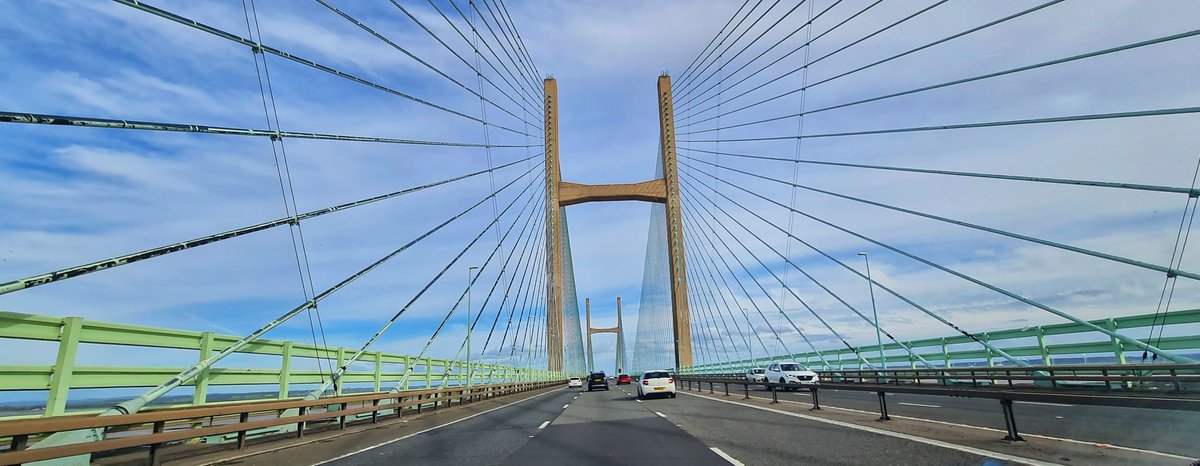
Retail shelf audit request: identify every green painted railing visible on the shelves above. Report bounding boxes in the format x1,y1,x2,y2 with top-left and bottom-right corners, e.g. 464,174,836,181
683,308,1200,374
0,311,559,418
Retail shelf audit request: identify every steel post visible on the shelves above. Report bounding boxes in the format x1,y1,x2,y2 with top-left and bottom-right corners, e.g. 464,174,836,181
45,317,83,417
1000,399,1024,441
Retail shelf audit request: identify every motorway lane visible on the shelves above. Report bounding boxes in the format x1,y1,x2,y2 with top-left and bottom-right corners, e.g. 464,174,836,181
323,388,577,466
612,385,1000,466
318,380,1182,466
740,385,1200,457
502,386,730,465
322,385,731,465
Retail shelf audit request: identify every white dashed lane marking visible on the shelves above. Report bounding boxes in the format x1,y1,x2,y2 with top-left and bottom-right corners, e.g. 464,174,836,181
898,402,941,408
709,447,745,466
537,420,550,429
1016,401,1073,407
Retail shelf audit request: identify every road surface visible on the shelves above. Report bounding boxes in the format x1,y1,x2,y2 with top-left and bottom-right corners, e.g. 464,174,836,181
316,384,1010,466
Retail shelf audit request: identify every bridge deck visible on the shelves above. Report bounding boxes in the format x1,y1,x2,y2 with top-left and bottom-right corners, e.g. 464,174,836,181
152,384,1198,466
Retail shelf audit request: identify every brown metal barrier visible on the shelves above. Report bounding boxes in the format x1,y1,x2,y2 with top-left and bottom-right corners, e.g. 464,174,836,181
0,380,564,464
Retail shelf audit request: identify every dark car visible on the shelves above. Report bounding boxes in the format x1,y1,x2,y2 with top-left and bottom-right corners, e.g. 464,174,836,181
587,372,608,391
616,374,632,385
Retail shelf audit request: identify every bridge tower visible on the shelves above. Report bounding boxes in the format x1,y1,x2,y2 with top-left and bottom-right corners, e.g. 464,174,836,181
543,76,692,373
585,297,627,373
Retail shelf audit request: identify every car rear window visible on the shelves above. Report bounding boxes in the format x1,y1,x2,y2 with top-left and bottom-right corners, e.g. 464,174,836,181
643,371,670,379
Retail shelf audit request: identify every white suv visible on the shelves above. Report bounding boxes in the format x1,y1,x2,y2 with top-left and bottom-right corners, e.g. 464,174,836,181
764,362,819,389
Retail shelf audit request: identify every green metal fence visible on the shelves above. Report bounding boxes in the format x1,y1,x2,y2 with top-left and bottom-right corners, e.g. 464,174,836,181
683,308,1200,374
0,311,558,418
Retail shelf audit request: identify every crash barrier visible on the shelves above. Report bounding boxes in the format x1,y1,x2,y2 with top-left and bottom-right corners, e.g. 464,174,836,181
678,363,1200,441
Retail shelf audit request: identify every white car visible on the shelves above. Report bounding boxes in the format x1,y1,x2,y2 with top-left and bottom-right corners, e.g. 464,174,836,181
746,367,767,383
636,370,676,399
568,377,583,388
764,362,819,389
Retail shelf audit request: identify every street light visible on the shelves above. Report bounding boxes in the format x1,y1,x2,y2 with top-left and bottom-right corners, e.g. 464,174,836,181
858,252,885,370
742,308,754,368
467,266,480,388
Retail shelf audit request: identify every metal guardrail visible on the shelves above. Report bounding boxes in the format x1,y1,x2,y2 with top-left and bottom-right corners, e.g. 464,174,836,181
678,364,1200,442
682,308,1200,372
0,380,563,464
0,311,562,417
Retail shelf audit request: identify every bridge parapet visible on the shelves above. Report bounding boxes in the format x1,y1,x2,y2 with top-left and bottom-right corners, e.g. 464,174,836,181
0,380,563,464
682,308,1200,373
0,311,560,420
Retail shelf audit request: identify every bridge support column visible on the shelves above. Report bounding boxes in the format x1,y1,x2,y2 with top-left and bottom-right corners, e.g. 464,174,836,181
586,296,624,374
616,296,624,373
658,75,693,370
586,298,593,371
544,77,565,373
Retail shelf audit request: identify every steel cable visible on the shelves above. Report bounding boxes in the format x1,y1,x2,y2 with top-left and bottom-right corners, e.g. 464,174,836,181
681,156,1200,282
682,28,1200,134
114,0,535,137
0,155,538,295
677,0,853,112
684,162,1199,365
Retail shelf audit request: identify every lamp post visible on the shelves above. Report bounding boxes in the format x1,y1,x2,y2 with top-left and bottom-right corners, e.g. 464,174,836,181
858,253,885,370
742,308,753,368
467,266,479,387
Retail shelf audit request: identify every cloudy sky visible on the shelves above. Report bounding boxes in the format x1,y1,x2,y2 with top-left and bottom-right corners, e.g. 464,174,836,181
2,0,1200,394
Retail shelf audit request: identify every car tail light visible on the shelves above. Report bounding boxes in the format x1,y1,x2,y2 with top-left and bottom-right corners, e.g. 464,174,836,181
667,378,673,384
642,380,649,385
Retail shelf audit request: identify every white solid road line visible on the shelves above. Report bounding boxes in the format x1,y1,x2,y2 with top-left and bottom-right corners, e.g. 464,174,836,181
680,392,1057,466
308,389,562,466
898,402,941,408
538,420,550,430
709,447,745,466
1016,401,1073,407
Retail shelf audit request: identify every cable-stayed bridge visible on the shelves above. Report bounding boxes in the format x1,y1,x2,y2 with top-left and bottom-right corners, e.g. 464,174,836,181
1,1,1199,464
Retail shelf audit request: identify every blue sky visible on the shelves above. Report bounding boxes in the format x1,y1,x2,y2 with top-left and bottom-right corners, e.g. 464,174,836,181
3,0,1200,388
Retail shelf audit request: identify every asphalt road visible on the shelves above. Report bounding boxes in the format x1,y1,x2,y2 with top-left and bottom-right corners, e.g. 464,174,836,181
322,383,1020,466
717,383,1200,457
